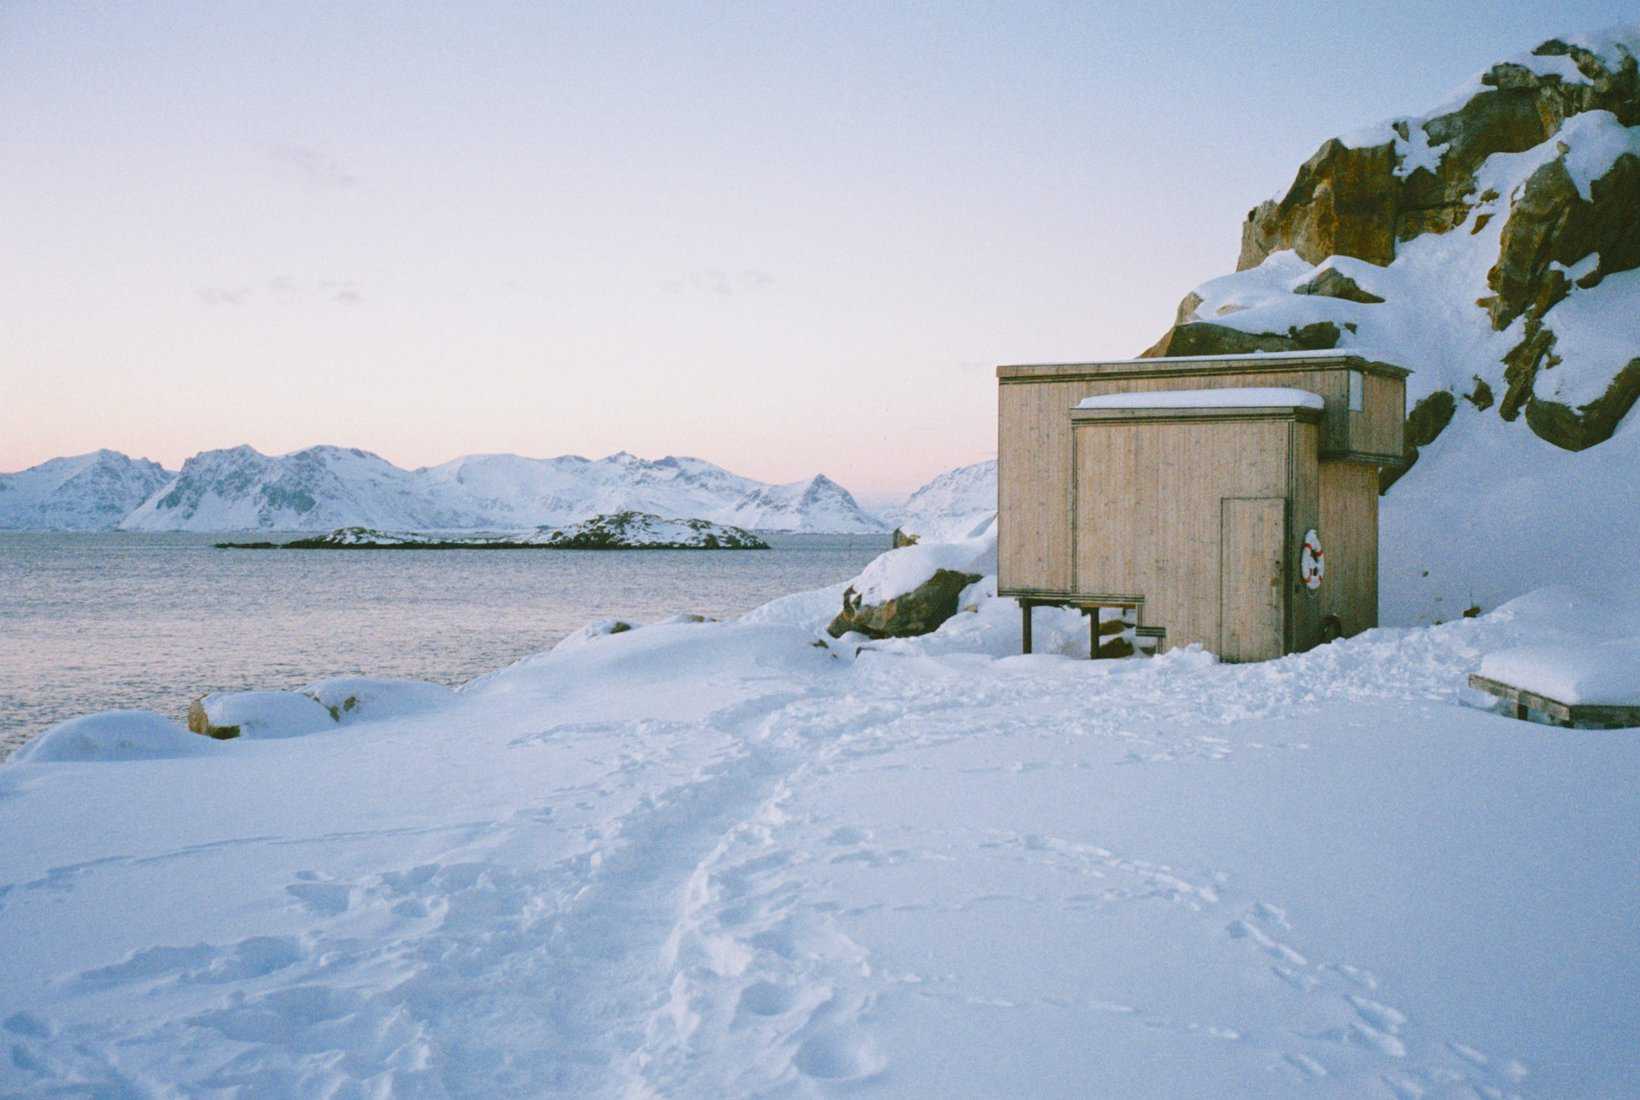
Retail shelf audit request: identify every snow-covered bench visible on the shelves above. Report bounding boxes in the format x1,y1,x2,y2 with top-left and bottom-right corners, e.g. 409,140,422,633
1469,642,1640,729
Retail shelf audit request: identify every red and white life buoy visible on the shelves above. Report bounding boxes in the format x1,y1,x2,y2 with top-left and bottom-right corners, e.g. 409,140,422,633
1300,529,1325,590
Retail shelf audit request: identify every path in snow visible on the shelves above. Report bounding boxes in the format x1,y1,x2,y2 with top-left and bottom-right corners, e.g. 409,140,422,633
2,603,1637,1097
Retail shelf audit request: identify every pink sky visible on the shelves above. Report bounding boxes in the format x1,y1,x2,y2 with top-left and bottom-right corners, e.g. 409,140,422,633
2,2,1627,495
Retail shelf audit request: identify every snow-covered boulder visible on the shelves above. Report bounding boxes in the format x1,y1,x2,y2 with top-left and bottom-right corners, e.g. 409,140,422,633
11,710,216,763
550,617,638,654
186,691,335,740
301,677,456,724
827,534,997,639
1481,640,1640,705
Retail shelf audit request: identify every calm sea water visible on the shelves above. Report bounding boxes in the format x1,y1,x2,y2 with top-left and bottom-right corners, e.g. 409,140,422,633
0,532,888,759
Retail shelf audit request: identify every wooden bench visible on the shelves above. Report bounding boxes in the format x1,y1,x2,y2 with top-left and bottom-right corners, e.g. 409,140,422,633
1467,674,1640,730
1019,598,1160,659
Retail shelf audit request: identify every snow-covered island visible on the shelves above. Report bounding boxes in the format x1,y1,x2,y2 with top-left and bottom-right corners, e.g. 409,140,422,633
216,513,772,551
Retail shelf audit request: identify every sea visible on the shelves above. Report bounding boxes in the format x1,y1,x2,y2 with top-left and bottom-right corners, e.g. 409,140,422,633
0,532,889,760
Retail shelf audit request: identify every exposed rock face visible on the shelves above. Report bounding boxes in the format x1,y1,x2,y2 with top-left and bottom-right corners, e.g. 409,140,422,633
1238,44,1640,274
1294,267,1385,303
1142,320,1341,359
827,568,983,640
1145,30,1640,455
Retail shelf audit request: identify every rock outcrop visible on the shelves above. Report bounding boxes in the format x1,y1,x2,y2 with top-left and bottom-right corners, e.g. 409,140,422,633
827,568,983,640
1141,29,1640,457
219,513,770,551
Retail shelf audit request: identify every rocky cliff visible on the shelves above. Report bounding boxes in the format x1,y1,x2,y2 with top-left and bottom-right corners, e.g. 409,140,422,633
1137,25,1640,622
1143,27,1639,458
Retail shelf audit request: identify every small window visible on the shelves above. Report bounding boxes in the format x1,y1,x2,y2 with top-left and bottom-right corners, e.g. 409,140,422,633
1348,370,1364,412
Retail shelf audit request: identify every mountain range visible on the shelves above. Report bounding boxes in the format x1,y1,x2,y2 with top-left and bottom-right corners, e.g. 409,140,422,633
0,446,891,534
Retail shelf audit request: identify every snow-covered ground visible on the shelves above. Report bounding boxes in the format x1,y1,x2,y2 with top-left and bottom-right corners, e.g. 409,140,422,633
3,570,1636,1098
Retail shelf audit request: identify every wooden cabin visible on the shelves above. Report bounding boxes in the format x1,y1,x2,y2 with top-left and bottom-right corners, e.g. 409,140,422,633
996,351,1409,662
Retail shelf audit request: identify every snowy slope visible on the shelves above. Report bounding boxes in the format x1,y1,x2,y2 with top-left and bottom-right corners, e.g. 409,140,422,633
896,459,998,543
1146,25,1640,623
2,582,1636,1097
116,447,888,533
0,450,172,530
714,473,885,534
120,445,490,532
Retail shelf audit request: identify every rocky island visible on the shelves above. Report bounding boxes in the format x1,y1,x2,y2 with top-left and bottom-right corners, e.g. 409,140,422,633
216,511,770,550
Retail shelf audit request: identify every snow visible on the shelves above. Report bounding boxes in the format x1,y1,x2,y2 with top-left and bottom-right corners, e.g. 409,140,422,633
195,690,337,740
895,459,998,544
303,677,456,724
1555,111,1640,201
843,531,998,605
0,450,172,531
10,710,218,763
1392,123,1450,180
1013,347,1364,367
1166,88,1640,626
1480,641,1640,705
1076,387,1326,411
1531,267,1640,407
301,512,768,548
3,572,1638,1096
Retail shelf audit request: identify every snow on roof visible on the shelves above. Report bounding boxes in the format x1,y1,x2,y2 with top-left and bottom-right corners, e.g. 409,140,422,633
1076,387,1326,411
1479,641,1640,706
1004,348,1380,368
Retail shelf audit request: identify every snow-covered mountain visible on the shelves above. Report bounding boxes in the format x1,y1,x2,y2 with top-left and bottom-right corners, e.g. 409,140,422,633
715,474,883,534
114,445,888,533
0,450,173,531
121,446,491,532
1139,24,1640,623
896,459,998,543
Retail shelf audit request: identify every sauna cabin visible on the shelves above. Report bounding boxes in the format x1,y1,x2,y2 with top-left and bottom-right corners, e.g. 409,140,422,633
995,351,1409,662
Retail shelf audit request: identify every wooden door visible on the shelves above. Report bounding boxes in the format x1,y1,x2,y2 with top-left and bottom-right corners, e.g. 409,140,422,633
1219,498,1287,662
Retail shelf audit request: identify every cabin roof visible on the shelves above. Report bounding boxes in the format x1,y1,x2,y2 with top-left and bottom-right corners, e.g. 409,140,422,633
997,351,1410,382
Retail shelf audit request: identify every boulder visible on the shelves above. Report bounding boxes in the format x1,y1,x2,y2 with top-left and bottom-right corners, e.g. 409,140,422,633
1140,320,1340,359
1237,45,1640,274
1524,358,1640,451
187,691,335,740
301,677,455,725
827,568,984,640
1294,267,1385,303
14,710,215,763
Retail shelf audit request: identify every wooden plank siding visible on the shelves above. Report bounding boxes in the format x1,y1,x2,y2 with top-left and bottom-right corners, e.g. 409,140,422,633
1288,419,1324,651
1220,498,1288,662
1468,674,1640,729
1069,409,1318,653
1318,461,1380,637
996,354,1407,599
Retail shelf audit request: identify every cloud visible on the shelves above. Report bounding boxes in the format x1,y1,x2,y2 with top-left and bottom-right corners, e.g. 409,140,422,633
269,145,357,189
198,278,362,307
662,269,776,296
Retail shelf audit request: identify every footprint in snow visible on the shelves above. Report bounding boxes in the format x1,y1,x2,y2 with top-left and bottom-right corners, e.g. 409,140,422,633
792,1027,886,1083
285,880,353,916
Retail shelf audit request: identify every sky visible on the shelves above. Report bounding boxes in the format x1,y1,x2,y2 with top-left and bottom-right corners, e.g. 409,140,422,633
1,1,1634,499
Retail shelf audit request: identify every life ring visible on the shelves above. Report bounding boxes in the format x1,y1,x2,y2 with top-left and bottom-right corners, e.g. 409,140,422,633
1300,529,1325,590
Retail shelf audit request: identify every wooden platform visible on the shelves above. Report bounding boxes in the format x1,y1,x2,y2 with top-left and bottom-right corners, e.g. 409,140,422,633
1467,674,1640,729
